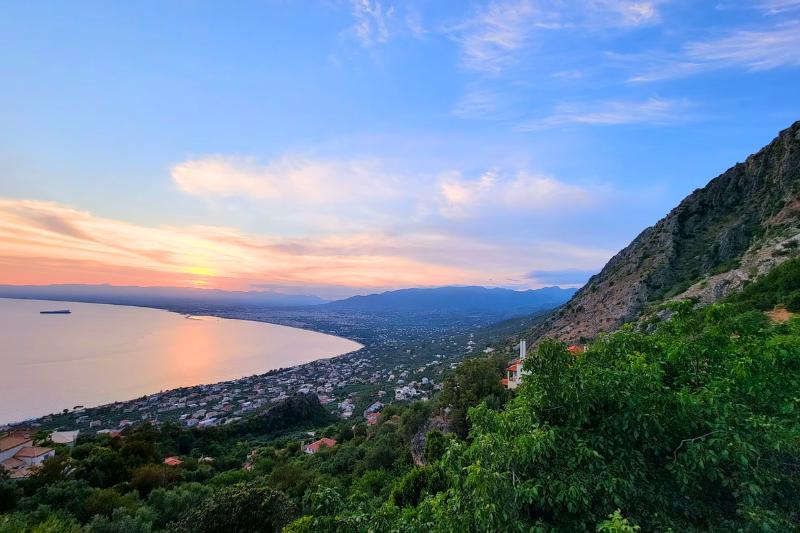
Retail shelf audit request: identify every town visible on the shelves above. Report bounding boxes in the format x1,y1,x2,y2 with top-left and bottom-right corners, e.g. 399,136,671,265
1,306,538,469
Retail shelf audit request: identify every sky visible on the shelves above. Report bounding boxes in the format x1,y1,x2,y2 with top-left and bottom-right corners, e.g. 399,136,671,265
0,0,799,298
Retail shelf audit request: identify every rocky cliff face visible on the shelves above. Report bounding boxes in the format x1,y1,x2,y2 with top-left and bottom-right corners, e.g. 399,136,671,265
533,121,800,343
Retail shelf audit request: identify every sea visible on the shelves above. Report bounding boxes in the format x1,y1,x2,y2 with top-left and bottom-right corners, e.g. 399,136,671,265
0,298,362,424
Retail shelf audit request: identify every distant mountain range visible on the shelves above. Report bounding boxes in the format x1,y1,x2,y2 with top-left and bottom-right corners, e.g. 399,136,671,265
0,283,576,320
321,286,576,318
0,284,327,308
532,120,800,343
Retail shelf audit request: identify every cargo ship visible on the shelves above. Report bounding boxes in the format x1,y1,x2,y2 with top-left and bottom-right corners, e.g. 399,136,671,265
40,309,71,314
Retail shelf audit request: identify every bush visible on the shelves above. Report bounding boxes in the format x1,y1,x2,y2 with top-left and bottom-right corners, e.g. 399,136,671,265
130,464,180,496
171,482,297,533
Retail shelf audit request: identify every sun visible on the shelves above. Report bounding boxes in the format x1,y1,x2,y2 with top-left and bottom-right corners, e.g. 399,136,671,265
184,266,217,277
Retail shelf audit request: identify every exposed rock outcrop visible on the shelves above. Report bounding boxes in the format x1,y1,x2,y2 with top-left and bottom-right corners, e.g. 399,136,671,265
532,121,800,343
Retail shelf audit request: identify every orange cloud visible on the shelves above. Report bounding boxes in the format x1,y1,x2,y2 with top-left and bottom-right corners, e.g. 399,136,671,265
0,198,488,291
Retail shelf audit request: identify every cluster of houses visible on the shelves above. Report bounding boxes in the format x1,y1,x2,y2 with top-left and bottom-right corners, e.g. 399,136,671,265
6,324,487,445
0,430,78,480
22,344,450,435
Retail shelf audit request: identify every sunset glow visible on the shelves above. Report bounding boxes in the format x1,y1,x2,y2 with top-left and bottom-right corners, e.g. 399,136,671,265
1,2,797,297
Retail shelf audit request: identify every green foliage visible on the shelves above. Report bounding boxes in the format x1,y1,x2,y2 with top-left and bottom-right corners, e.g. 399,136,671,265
0,477,21,514
438,355,509,438
146,483,212,530
389,466,446,508
4,260,799,532
423,430,451,464
171,482,297,533
130,464,180,497
728,257,800,311
297,266,800,531
596,510,640,532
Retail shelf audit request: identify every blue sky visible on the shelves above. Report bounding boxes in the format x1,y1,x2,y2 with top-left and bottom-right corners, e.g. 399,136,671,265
0,0,798,297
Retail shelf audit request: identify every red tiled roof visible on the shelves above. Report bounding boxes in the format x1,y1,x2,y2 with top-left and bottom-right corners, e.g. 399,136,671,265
0,436,32,452
163,456,183,466
304,437,337,453
567,344,585,355
14,446,53,458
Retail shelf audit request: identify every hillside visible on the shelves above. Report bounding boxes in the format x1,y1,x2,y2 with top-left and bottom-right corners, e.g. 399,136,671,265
3,259,798,532
321,286,575,318
534,120,800,343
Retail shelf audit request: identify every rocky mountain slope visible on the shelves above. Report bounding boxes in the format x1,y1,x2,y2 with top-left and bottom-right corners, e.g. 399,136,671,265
533,120,800,343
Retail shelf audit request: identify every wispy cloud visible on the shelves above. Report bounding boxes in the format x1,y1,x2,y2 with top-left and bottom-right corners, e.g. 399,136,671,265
452,86,508,119
759,0,800,14
172,154,604,228
598,0,660,26
172,155,399,205
454,0,544,73
632,22,800,82
518,97,688,129
349,0,394,46
437,170,597,217
453,0,665,73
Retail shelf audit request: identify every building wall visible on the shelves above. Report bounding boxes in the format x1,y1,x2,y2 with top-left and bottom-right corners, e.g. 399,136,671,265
20,450,55,467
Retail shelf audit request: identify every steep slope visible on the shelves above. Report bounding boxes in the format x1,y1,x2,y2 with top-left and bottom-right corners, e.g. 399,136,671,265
322,286,576,318
534,120,800,343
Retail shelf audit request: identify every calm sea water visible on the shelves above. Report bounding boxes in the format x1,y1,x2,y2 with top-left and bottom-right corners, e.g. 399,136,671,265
0,298,362,424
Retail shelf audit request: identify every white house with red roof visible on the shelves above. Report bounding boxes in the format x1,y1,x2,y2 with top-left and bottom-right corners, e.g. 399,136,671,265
502,340,529,390
303,437,337,454
0,432,55,479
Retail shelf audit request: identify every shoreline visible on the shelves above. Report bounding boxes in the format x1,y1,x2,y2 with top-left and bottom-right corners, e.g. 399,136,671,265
0,298,365,427
0,295,359,339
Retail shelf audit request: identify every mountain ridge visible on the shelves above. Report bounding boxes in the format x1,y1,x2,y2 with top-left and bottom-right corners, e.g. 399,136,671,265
532,120,800,343
321,285,576,317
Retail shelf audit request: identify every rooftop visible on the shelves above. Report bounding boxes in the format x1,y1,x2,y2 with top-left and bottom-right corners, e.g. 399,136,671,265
0,435,32,452
14,446,54,458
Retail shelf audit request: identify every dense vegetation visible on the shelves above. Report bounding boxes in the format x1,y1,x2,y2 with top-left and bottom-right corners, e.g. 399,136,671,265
2,260,799,532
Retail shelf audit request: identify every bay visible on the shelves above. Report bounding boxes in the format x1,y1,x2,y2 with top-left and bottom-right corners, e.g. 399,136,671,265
0,298,362,424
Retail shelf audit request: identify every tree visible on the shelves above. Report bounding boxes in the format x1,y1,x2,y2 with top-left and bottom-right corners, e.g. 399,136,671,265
172,482,297,533
423,429,451,464
130,464,180,496
438,355,509,438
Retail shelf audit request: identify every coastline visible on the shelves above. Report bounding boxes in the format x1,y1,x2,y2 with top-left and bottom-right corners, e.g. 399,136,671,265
0,298,364,428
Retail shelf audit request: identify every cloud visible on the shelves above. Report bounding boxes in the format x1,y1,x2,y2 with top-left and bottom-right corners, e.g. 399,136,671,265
172,155,400,205
453,0,665,73
598,0,660,26
437,171,597,217
173,154,606,231
0,198,613,296
518,97,687,129
350,0,394,46
759,0,800,14
454,0,544,73
0,198,473,293
452,87,507,119
631,22,800,81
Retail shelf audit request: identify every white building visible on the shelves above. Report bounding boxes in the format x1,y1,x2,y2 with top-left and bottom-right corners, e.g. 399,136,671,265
1,433,55,479
504,340,529,390
50,430,79,447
